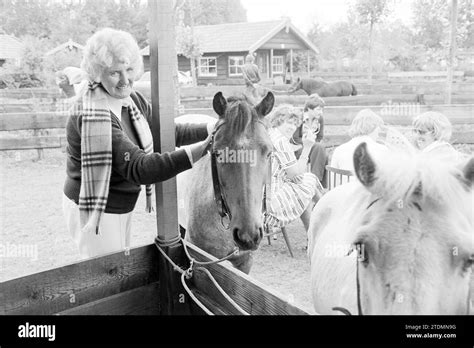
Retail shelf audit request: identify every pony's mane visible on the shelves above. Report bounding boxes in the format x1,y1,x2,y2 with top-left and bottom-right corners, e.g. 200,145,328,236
368,144,472,228
223,94,259,137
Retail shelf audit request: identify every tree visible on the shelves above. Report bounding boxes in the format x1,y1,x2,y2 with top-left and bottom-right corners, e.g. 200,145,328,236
0,0,53,39
412,0,473,69
181,0,246,26
175,0,201,86
355,0,391,84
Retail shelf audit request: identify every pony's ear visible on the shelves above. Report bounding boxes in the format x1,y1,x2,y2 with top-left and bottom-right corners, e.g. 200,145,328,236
462,157,474,186
353,142,377,188
256,92,274,117
213,92,227,118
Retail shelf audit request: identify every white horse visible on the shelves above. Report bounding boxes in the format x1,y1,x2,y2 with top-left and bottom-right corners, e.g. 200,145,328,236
308,141,474,315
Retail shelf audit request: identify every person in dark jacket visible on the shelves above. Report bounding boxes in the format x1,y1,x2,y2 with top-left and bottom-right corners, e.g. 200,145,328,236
62,28,212,258
291,93,329,189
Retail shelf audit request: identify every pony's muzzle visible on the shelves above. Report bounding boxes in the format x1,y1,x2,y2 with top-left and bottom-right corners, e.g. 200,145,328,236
232,224,263,251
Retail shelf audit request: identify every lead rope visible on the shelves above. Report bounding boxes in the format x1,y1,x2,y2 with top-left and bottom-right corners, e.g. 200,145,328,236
155,236,249,315
356,247,364,316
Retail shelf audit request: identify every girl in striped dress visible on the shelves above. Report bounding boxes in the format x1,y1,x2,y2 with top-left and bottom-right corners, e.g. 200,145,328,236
265,104,323,231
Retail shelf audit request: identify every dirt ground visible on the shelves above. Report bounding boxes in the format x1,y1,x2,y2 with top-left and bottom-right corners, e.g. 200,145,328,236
0,148,316,314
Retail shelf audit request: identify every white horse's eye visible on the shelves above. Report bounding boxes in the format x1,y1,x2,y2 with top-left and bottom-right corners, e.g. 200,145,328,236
464,255,474,273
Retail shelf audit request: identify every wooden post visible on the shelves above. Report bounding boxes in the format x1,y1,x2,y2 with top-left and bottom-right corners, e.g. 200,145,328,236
307,50,310,78
446,0,458,104
290,48,293,83
269,48,273,80
149,0,193,315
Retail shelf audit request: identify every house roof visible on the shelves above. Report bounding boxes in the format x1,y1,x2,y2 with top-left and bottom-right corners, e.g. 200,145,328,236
140,18,318,55
0,34,24,59
45,39,84,56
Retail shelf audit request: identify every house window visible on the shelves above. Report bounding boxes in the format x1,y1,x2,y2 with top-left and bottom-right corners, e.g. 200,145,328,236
228,56,244,76
199,57,217,77
272,56,284,74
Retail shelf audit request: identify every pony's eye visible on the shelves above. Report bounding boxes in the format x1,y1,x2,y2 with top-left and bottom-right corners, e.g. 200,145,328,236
463,255,474,273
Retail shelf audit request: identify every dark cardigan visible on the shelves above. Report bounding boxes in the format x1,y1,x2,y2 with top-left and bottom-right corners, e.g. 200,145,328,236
63,90,208,214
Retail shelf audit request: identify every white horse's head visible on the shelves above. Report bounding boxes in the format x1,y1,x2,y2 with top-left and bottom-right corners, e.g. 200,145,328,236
350,142,474,314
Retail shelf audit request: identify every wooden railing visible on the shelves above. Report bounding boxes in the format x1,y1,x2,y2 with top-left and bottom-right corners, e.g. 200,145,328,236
1,104,472,152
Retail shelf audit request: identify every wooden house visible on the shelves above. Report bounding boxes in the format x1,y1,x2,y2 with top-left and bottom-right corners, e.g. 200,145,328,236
0,34,24,67
141,18,318,85
45,39,84,57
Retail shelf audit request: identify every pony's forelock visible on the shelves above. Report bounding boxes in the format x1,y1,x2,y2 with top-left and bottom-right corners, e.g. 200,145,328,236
365,146,473,235
223,95,258,137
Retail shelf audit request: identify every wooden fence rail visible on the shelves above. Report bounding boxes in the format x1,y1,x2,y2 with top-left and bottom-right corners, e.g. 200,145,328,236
1,104,472,151
2,80,473,100
182,104,474,126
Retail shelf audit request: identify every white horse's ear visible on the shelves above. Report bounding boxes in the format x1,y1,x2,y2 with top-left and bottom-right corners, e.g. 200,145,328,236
462,158,474,186
256,92,274,117
213,92,227,118
353,142,377,189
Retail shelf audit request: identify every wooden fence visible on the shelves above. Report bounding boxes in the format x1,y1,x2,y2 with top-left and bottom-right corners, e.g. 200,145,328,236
1,104,472,151
1,77,473,101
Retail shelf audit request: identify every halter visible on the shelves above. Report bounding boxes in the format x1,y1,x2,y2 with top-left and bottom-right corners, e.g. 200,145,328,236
209,119,272,229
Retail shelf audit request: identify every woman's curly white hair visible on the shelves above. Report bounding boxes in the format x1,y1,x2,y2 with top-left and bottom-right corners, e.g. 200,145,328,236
81,28,144,82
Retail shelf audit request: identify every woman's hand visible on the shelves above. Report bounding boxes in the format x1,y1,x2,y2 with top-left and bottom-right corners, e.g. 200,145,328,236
302,130,316,149
189,133,212,163
206,119,217,135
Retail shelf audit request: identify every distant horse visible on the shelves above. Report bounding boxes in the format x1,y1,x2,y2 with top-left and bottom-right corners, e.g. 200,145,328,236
177,92,275,274
308,142,474,314
289,77,357,97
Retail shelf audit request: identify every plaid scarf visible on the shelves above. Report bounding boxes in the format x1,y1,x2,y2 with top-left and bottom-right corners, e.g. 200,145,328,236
78,83,154,235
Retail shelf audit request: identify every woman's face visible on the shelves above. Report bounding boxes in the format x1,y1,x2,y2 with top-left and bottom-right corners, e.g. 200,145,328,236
279,119,300,139
100,60,136,99
413,127,436,150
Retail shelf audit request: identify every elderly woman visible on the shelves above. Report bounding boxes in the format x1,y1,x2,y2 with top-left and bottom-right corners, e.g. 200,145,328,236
62,28,212,258
265,104,322,232
330,108,385,174
291,93,329,188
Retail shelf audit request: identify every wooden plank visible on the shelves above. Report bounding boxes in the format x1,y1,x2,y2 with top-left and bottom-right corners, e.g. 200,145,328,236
4,129,469,152
182,104,474,126
0,88,62,99
177,93,473,107
185,242,310,315
57,283,160,315
0,112,68,131
191,288,231,315
389,71,464,78
0,244,159,315
0,136,65,151
321,131,474,147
